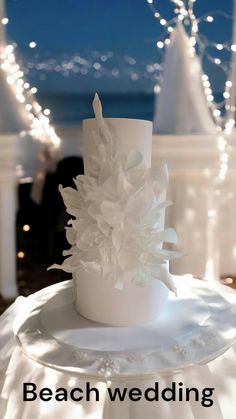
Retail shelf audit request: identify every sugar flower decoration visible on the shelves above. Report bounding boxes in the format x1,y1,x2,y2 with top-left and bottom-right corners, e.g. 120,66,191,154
49,94,180,294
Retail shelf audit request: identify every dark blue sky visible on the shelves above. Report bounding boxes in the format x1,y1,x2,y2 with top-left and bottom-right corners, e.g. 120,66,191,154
5,0,234,93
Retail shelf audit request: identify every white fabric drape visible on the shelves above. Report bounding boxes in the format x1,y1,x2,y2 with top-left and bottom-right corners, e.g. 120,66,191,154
0,284,236,419
153,22,216,135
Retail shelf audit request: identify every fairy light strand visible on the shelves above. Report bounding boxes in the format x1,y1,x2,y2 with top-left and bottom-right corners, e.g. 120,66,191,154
146,0,234,130
146,0,236,281
0,17,60,148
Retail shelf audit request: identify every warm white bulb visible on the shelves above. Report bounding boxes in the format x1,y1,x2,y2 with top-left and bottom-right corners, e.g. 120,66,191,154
7,76,14,85
5,45,14,54
189,37,196,47
2,18,8,25
223,91,230,99
17,251,25,259
29,41,37,49
16,94,25,103
43,109,51,116
213,109,221,117
154,85,161,94
205,88,212,95
2,17,9,25
157,41,164,48
206,16,214,22
216,44,223,50
93,62,101,70
17,79,24,86
160,19,167,25
207,95,214,102
31,87,37,94
231,44,236,52
180,8,187,16
226,80,232,88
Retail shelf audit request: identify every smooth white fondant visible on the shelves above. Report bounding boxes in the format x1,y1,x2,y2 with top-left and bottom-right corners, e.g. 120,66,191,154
74,270,169,326
83,118,153,174
71,115,172,325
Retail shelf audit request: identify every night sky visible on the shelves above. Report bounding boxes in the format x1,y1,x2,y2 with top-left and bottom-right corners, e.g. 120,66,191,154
4,0,234,93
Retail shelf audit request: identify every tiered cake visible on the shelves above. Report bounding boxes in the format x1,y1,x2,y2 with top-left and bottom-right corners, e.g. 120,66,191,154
51,94,179,326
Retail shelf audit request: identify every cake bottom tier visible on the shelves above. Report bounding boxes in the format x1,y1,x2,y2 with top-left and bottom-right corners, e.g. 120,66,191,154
73,270,169,326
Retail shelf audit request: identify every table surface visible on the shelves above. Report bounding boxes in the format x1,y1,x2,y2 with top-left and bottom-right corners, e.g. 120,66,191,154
0,278,236,419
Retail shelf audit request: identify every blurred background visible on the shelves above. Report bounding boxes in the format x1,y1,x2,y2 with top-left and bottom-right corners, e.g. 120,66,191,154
0,0,235,312
6,0,233,120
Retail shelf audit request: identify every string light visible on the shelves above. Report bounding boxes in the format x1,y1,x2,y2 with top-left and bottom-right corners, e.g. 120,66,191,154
0,15,60,152
160,18,167,26
146,1,235,128
1,17,8,25
146,0,236,281
29,41,37,49
23,224,30,232
17,251,25,259
157,41,164,49
0,43,61,147
206,15,214,22
226,80,232,87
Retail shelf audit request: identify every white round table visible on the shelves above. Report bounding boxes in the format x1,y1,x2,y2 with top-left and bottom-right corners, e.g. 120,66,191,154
0,279,236,419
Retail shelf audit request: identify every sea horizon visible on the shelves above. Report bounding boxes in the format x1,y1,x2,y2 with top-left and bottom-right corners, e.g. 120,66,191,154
37,91,224,126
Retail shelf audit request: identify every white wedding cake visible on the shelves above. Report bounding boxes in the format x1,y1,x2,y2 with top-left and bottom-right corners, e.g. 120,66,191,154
50,94,179,326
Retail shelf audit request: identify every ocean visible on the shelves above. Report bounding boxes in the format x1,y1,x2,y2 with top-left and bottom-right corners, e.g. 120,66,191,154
37,92,156,124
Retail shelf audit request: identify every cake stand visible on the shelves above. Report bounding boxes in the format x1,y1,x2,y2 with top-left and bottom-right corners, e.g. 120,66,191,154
15,275,236,380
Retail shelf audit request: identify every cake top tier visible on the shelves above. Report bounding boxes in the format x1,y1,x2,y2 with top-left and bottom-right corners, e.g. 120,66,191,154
83,97,153,176
49,94,179,296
